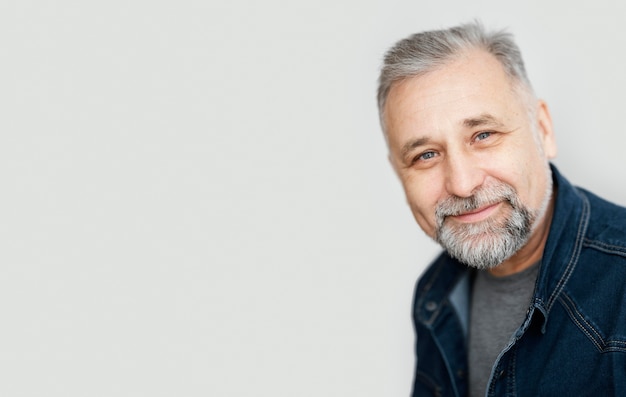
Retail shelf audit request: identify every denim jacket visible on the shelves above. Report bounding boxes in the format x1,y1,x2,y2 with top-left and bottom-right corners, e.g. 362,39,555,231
411,165,626,397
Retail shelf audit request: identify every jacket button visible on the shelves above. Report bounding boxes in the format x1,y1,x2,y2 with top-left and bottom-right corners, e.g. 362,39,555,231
498,369,505,379
425,301,437,311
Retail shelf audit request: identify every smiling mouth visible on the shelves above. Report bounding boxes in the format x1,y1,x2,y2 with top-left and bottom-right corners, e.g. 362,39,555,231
448,202,502,223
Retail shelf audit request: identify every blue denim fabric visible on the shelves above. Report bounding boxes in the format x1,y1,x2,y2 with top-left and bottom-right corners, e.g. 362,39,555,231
411,165,626,397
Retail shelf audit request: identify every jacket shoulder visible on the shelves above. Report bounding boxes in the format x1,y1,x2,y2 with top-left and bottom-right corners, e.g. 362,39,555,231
579,187,626,254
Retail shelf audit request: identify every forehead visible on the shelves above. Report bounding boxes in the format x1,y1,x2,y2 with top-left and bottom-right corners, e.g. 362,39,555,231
383,50,526,147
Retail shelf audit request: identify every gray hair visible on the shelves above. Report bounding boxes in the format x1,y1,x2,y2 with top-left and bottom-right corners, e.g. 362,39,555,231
377,22,533,133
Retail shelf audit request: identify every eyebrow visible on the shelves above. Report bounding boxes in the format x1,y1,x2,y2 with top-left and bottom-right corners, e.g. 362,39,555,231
462,114,505,128
401,136,431,159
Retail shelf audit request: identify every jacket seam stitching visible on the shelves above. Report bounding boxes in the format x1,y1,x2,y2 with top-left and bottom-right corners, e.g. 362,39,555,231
558,294,604,352
559,293,626,352
583,239,626,257
546,192,590,311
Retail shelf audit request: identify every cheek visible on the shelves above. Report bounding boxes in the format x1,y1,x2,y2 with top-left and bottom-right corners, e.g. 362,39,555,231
490,150,549,209
526,160,552,209
402,178,441,235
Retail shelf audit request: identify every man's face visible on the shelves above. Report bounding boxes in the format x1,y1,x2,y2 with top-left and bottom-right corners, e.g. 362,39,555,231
384,49,557,269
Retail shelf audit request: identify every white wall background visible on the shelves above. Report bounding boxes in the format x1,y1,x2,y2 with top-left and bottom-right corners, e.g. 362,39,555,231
3,1,626,396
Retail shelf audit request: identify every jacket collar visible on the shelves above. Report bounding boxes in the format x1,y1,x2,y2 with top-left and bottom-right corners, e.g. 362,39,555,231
531,164,590,330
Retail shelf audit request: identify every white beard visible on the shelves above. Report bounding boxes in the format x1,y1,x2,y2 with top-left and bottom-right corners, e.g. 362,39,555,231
434,176,551,270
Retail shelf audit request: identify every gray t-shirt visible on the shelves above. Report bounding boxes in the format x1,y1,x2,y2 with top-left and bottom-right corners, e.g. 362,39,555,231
468,263,539,397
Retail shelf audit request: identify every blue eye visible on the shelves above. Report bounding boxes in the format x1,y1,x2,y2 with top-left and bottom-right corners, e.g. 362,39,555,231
476,131,492,141
419,151,436,161
409,150,440,167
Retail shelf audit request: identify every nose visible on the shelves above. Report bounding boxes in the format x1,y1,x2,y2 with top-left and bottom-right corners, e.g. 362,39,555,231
444,152,485,198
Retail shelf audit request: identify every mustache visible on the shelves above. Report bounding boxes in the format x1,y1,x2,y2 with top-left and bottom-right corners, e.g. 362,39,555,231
435,182,518,220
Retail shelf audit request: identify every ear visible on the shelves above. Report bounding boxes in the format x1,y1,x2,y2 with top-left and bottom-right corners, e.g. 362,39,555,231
536,100,557,159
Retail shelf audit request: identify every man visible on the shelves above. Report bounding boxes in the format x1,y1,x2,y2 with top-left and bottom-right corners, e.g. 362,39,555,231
377,22,626,396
